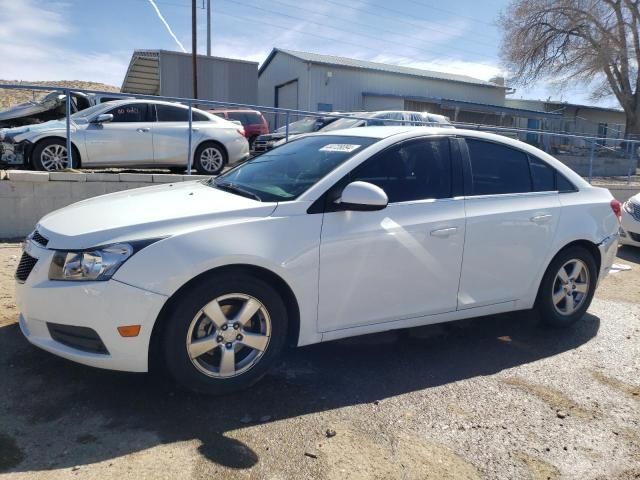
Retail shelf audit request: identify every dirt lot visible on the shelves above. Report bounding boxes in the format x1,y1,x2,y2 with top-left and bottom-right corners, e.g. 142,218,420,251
0,242,639,479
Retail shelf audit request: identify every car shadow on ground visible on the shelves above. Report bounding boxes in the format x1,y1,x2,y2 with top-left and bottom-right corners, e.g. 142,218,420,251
0,310,600,473
617,245,640,264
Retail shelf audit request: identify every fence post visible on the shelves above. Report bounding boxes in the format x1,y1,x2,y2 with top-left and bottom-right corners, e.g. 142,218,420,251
285,111,290,142
187,101,193,175
627,142,636,184
65,89,72,169
588,140,595,184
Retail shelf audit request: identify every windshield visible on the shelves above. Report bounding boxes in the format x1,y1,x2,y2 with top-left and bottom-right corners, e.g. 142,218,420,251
211,135,378,202
275,117,319,134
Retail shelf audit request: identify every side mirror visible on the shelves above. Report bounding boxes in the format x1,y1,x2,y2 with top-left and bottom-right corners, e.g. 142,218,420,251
92,113,114,124
336,181,388,211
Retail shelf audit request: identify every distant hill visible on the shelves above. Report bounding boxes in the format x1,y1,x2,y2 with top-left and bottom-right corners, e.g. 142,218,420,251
0,80,120,109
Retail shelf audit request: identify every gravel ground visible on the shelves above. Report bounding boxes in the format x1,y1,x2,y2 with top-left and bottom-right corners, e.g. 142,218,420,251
0,242,638,479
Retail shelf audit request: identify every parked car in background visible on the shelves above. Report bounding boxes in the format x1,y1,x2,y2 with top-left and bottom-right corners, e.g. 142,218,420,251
0,99,249,174
252,115,340,153
209,109,269,148
15,126,619,394
620,193,640,247
270,110,454,148
0,90,125,128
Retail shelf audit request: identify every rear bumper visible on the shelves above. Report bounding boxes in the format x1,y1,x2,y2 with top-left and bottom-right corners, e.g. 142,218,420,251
598,231,620,282
15,243,167,372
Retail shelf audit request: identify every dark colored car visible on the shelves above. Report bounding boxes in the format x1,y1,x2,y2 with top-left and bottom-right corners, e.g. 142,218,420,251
209,109,269,148
253,116,340,154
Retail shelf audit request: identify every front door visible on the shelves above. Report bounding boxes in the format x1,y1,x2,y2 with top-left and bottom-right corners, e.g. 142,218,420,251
317,137,465,332
84,102,154,166
456,138,560,309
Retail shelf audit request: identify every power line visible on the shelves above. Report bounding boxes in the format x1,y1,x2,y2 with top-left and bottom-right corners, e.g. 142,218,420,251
219,0,498,61
245,0,498,49
396,0,496,27
215,8,501,74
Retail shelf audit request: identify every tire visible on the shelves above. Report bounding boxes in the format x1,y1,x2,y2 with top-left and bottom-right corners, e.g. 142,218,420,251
194,142,227,175
535,246,598,328
32,138,77,171
162,272,288,395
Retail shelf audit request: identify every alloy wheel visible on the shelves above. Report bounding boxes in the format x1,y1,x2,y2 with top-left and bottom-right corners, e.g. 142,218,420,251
40,144,69,170
551,259,590,315
186,293,271,378
199,147,223,173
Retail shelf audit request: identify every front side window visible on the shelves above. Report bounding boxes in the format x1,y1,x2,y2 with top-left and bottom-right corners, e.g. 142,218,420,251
348,137,452,203
466,139,531,195
211,135,378,202
106,103,149,123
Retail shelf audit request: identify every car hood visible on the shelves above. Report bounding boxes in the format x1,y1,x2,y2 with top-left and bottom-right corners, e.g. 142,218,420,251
37,181,277,250
1,119,72,142
0,100,55,121
257,133,287,142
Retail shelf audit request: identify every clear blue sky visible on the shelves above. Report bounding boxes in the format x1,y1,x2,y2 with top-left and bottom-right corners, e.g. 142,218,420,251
0,0,619,107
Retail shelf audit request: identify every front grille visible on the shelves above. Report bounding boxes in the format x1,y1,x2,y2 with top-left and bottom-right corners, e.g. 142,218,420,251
629,231,640,242
15,252,38,283
47,323,109,354
627,201,640,221
31,230,49,247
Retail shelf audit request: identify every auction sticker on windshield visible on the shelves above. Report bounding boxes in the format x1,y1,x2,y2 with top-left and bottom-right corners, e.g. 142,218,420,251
319,144,362,153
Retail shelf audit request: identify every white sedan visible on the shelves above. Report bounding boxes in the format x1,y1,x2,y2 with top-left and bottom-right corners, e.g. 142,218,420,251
0,100,249,174
620,193,640,247
15,127,619,394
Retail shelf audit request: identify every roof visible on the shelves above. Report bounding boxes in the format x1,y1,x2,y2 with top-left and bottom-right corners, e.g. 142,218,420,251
505,98,624,114
259,48,503,89
121,49,258,95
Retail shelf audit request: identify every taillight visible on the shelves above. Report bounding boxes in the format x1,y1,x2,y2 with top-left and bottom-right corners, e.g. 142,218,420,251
610,199,622,221
237,128,246,137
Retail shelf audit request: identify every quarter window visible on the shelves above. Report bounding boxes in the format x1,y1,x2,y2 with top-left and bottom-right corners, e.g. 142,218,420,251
106,103,149,123
466,139,531,195
349,138,452,202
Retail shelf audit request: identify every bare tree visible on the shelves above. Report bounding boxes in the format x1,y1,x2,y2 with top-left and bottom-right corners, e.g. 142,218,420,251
499,0,640,138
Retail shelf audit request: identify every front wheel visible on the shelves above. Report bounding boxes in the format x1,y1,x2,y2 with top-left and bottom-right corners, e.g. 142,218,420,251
32,138,77,171
194,142,227,175
535,246,598,327
162,273,288,394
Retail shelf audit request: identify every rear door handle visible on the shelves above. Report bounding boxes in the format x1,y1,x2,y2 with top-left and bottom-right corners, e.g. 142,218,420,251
530,214,552,223
430,227,458,237
136,128,150,133
191,127,200,132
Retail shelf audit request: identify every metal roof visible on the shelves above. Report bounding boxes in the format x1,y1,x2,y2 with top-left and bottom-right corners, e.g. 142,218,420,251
121,50,161,95
259,48,503,89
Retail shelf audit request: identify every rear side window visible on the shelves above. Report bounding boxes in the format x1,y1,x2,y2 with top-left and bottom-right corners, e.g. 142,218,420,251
349,137,452,202
529,155,556,192
157,105,209,122
466,139,531,195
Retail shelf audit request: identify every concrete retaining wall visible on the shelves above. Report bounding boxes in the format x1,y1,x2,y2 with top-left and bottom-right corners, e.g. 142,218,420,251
0,170,638,239
0,170,210,238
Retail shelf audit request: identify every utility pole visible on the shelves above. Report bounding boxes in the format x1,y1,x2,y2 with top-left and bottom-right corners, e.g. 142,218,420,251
206,0,212,56
191,0,198,99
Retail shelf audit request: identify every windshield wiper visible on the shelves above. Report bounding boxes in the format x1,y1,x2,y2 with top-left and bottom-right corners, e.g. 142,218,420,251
214,181,262,201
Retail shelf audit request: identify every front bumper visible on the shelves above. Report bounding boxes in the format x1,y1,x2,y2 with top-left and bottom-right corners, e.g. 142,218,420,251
619,207,640,247
15,242,168,372
0,140,29,166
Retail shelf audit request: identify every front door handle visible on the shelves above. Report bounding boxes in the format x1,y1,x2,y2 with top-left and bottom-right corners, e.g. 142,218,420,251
431,227,458,237
136,128,150,133
530,214,552,223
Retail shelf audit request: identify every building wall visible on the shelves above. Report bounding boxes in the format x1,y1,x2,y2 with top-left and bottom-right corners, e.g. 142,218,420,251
159,51,258,104
306,62,505,112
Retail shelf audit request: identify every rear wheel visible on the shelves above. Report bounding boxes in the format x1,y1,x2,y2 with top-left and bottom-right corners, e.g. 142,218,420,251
162,272,288,394
194,142,226,175
535,246,597,327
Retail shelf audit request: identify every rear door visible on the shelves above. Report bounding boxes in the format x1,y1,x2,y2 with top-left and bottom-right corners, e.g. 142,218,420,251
83,102,154,166
317,136,466,332
152,104,207,166
456,137,561,309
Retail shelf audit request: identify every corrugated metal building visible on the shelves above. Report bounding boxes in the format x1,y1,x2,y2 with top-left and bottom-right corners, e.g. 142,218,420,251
121,50,258,103
258,48,519,123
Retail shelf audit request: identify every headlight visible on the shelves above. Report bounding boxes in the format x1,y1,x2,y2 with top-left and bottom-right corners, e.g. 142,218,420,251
49,243,134,281
623,200,635,214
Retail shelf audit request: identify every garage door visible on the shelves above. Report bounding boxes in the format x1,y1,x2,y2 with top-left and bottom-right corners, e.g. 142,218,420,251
275,80,298,128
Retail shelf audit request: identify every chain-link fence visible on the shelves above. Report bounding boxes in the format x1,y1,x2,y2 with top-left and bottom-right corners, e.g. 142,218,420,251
0,83,638,183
